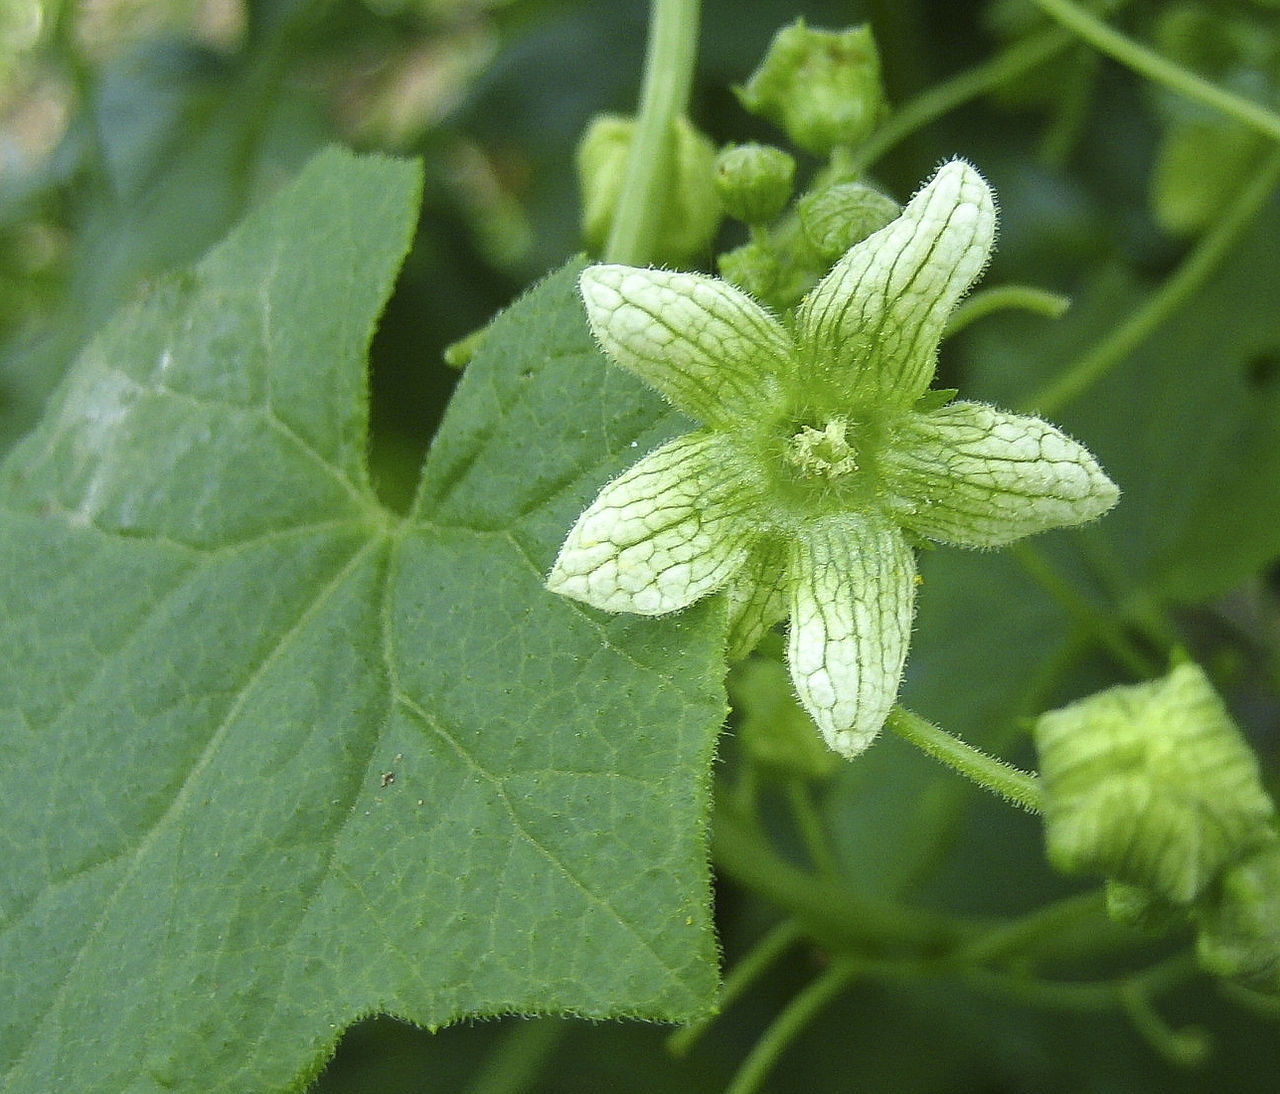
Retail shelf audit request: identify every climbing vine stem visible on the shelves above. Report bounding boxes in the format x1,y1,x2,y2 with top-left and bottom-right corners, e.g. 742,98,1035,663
604,0,702,265
845,8,1128,174
1026,147,1280,413
722,961,859,1094
1028,0,1280,144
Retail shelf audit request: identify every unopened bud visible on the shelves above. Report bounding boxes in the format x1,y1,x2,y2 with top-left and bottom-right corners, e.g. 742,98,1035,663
736,20,886,155
1034,663,1275,904
577,113,720,263
798,182,900,260
714,143,796,224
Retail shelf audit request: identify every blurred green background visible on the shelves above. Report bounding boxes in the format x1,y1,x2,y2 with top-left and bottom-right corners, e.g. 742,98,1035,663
4,0,1279,1090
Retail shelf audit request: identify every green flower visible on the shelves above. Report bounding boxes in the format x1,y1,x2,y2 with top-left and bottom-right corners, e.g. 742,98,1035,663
547,160,1119,758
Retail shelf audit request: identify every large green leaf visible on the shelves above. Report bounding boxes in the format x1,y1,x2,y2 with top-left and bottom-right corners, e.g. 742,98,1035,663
0,148,724,1094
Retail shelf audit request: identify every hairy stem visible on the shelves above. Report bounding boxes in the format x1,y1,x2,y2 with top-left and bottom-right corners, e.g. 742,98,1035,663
886,706,1044,813
604,0,701,265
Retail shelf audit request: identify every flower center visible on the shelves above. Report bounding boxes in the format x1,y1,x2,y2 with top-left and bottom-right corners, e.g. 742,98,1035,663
785,416,859,479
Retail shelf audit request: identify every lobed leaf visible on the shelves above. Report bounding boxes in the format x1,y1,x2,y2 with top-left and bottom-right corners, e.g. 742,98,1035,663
0,148,725,1094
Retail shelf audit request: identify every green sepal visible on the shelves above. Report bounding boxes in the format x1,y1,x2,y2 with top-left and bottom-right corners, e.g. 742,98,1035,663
724,535,791,661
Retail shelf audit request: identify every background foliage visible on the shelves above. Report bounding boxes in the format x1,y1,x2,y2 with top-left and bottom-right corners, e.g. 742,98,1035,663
2,0,1279,1091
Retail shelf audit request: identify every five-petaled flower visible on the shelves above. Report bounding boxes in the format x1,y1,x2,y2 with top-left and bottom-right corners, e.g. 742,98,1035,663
547,160,1119,758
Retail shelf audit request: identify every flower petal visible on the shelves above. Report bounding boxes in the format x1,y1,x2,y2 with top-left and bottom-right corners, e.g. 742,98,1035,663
725,535,791,661
787,513,916,757
796,159,996,408
580,265,792,427
547,429,762,615
883,402,1120,547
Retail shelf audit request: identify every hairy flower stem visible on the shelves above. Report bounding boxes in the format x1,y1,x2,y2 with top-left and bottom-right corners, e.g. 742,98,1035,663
604,0,702,265
886,706,1045,813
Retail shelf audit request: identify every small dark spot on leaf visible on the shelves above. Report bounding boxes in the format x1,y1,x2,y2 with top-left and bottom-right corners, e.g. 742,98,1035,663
1246,350,1280,388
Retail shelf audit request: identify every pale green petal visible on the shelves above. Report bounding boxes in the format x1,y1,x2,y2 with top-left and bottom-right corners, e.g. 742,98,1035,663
580,265,791,427
547,429,762,615
883,402,1120,547
797,159,996,408
787,513,916,758
725,536,791,661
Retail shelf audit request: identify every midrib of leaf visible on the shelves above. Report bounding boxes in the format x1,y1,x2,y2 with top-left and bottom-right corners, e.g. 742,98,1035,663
4,515,388,881
252,231,374,505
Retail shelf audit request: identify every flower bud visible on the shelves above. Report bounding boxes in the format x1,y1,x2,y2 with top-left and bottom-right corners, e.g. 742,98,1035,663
1034,663,1275,904
797,182,901,260
714,143,796,224
718,232,824,313
736,20,886,155
717,239,781,300
577,113,721,263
